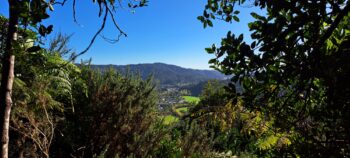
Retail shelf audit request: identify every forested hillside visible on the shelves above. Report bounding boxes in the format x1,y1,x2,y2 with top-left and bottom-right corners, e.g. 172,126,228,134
91,63,227,85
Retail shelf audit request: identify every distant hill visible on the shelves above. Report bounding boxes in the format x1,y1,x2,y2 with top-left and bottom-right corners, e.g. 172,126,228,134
180,79,229,96
180,79,244,96
90,63,227,85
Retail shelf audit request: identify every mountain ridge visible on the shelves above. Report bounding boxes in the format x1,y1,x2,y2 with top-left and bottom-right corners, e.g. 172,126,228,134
93,62,213,71
90,62,227,85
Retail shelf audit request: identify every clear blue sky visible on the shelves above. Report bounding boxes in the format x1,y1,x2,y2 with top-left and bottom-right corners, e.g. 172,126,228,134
0,0,263,69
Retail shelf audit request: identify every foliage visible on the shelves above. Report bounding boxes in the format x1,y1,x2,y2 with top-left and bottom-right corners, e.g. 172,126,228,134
1,29,170,157
152,129,183,158
199,80,230,108
201,0,350,156
0,15,37,57
1,17,176,157
7,33,79,157
181,79,229,96
2,0,147,157
4,0,350,156
0,16,7,56
51,65,167,157
179,123,213,157
185,79,301,157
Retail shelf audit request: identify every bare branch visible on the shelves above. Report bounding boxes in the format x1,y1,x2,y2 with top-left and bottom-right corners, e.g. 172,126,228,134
101,33,123,44
71,4,109,61
106,5,127,37
72,0,80,24
52,0,68,6
54,1,129,68
41,103,55,150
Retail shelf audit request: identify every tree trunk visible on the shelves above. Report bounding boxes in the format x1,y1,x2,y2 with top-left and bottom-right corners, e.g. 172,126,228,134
0,1,18,157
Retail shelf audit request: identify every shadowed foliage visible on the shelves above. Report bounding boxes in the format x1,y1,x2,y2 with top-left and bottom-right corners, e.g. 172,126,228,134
200,0,350,156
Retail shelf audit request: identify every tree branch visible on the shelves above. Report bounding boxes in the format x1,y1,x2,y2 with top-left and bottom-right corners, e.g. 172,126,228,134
318,1,350,46
106,6,127,37
71,4,109,60
72,0,80,24
52,0,68,6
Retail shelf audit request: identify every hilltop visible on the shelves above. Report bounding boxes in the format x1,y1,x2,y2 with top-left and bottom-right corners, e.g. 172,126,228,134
91,63,227,86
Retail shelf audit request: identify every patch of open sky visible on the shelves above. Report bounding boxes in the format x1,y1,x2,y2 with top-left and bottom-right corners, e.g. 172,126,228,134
0,0,265,69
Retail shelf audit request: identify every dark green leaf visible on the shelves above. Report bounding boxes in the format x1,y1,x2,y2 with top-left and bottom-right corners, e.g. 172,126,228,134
209,59,217,64
205,48,215,54
251,41,256,49
27,45,41,52
233,16,240,22
39,25,46,36
207,20,213,27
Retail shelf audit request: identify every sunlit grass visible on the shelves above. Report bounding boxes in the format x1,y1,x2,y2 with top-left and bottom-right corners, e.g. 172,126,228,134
176,107,188,113
162,115,179,125
182,96,200,104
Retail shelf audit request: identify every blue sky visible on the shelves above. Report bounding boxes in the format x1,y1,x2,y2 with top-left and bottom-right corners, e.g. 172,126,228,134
0,0,263,69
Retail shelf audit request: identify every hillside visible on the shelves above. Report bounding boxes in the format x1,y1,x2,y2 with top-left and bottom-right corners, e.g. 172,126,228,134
180,79,228,96
91,63,227,85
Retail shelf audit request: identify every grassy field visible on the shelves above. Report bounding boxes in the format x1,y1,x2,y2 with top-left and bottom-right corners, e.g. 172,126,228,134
163,96,200,125
182,96,200,104
162,115,179,125
175,107,188,113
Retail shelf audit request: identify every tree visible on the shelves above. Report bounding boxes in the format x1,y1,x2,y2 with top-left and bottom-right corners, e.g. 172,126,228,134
49,66,165,157
1,0,147,157
201,0,350,156
4,33,79,157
